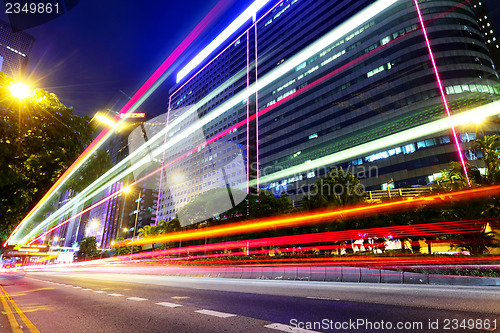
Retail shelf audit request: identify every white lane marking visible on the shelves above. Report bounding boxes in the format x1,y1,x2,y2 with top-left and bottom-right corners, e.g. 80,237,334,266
108,294,124,297
82,289,92,291
306,296,341,301
93,291,106,293
195,309,236,318
265,323,321,333
156,302,182,308
73,287,82,289
64,285,73,287
127,297,148,301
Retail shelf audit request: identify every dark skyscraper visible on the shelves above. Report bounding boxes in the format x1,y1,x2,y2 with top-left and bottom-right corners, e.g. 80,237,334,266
470,0,500,70
162,0,500,214
0,19,34,77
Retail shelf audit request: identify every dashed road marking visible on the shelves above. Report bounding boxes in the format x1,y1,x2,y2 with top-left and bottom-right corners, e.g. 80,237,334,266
156,302,182,308
265,323,321,333
93,291,106,293
195,309,236,318
82,289,92,291
108,294,124,297
73,287,82,289
127,297,148,301
306,296,340,301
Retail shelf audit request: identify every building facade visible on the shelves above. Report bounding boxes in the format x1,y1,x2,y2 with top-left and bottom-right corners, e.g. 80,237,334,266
0,19,34,78
159,0,500,216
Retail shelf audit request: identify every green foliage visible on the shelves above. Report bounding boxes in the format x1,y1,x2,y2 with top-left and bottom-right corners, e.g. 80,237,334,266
472,135,500,183
77,236,100,260
0,74,95,240
302,168,366,210
113,237,140,256
246,190,293,218
434,162,477,190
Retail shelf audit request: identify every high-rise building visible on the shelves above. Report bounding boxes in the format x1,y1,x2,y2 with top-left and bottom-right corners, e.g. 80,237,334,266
470,0,500,69
0,19,34,77
161,0,500,216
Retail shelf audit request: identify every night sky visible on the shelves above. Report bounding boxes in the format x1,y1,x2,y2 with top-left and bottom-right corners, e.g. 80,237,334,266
1,0,244,117
3,0,500,118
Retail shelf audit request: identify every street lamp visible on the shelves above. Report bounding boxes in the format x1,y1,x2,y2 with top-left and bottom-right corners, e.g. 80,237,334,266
95,114,117,128
9,82,30,100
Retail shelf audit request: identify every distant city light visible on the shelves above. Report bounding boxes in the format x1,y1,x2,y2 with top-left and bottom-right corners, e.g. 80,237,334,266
9,82,30,99
119,112,145,119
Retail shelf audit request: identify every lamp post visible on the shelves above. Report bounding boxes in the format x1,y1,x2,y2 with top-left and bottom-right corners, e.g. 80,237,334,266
48,236,59,265
9,82,31,100
130,191,141,260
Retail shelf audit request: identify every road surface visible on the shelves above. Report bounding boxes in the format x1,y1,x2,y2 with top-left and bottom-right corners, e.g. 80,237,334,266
0,270,498,332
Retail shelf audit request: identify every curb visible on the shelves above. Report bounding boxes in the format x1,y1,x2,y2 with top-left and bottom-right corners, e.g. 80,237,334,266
66,265,500,286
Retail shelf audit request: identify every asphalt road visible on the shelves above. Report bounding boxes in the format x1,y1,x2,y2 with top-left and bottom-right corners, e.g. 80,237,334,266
0,271,498,333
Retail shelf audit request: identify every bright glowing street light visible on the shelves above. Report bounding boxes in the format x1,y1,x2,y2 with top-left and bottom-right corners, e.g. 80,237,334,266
9,82,30,99
123,186,131,193
90,220,98,228
95,114,117,128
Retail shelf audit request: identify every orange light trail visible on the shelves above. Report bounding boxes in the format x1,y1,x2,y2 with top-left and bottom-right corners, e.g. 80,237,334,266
24,29,413,246
4,0,236,247
116,185,500,248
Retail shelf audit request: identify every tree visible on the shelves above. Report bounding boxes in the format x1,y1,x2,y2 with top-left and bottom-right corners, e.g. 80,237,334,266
472,135,500,183
0,74,95,240
157,218,181,234
77,236,99,260
246,190,293,218
434,162,474,190
113,237,140,255
302,168,366,210
137,224,159,238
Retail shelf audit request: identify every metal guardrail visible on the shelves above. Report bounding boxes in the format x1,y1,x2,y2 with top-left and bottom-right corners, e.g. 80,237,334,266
367,187,432,200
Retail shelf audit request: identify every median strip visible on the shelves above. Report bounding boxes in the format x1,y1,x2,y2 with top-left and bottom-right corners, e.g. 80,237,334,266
0,287,22,333
0,285,40,333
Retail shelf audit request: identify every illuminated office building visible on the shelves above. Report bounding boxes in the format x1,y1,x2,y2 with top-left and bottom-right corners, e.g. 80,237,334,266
470,0,500,69
161,0,500,216
0,19,34,77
